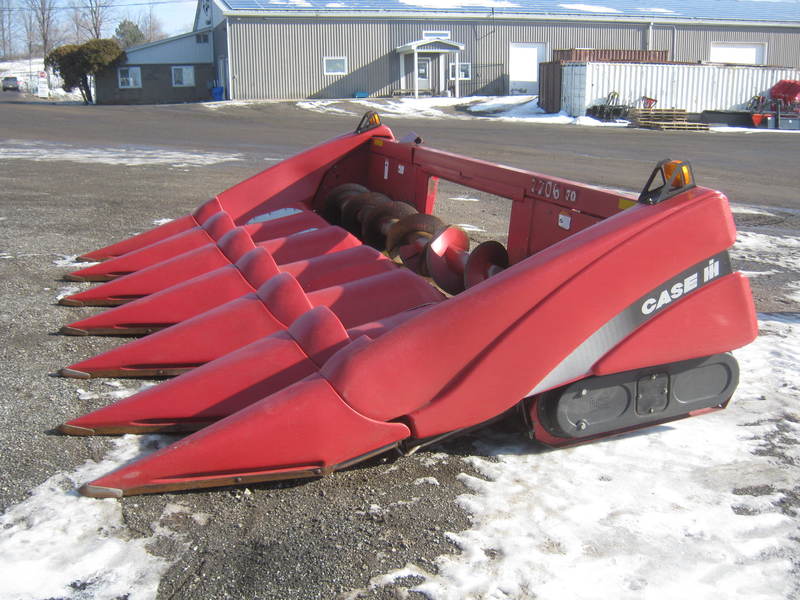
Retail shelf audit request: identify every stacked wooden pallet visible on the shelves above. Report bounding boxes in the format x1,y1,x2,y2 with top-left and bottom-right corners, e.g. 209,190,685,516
629,108,710,131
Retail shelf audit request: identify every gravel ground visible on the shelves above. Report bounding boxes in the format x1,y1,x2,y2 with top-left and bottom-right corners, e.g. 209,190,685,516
0,97,797,599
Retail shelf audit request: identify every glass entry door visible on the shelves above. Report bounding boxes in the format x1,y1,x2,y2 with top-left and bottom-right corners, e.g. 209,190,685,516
417,57,431,90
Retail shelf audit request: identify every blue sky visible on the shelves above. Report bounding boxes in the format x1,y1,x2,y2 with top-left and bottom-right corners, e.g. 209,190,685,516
113,0,197,36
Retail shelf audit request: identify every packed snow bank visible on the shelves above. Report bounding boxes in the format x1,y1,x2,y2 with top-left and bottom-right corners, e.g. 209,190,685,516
290,95,631,126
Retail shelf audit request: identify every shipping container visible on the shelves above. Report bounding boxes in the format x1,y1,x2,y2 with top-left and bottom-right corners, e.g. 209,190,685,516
560,62,800,116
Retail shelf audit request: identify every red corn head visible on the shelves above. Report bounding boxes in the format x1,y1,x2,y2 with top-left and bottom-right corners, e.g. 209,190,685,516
61,245,396,335
61,270,444,378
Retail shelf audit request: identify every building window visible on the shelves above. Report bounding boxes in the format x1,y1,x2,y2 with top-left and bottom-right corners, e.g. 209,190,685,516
172,66,195,87
449,62,472,80
196,33,209,44
323,56,347,75
118,66,141,89
709,42,766,65
422,30,450,40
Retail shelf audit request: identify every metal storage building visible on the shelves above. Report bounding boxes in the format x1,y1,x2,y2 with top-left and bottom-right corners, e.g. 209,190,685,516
176,0,800,100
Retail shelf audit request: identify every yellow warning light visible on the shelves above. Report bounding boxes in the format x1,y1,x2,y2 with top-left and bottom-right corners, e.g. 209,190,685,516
356,111,382,134
662,160,693,189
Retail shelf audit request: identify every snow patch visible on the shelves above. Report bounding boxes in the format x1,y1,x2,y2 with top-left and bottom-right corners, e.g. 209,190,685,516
732,230,800,272
0,435,179,600
398,0,519,7
558,3,622,13
711,126,800,134
414,477,441,486
53,254,100,269
466,95,537,114
636,7,676,14
296,100,358,116
0,140,243,167
730,204,776,216
152,218,174,226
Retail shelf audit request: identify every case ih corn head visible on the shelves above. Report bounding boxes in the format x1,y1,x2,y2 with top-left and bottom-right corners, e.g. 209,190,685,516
55,112,757,498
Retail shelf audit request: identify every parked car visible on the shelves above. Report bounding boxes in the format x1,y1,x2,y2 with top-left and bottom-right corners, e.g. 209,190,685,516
2,76,20,91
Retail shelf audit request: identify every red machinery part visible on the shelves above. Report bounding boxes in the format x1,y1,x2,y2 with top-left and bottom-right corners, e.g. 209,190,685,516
60,269,445,378
771,79,800,104
61,245,397,335
60,306,429,435
66,209,327,282
59,225,363,307
55,114,758,497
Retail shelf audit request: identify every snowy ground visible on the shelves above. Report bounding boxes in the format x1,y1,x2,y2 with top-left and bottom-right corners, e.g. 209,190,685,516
0,139,245,168
1,57,86,101
1,103,798,598
1,201,797,599
355,314,800,599
292,95,632,127
290,95,800,131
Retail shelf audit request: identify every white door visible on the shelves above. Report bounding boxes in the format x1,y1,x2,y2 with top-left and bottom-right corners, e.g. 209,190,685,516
509,42,547,94
417,57,431,90
709,42,766,65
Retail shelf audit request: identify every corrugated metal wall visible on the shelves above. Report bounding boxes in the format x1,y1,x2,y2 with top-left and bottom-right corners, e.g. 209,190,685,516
651,25,799,66
225,16,800,100
228,17,648,99
561,62,800,116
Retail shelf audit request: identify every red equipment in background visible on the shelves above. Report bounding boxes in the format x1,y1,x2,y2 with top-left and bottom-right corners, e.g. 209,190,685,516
749,79,800,129
54,112,757,498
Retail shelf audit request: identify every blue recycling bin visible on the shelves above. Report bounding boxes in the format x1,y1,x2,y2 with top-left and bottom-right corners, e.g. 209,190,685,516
211,86,225,101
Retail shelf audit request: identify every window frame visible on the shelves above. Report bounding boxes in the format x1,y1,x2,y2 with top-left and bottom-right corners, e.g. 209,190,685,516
323,56,348,76
422,30,451,40
449,61,472,81
171,65,195,87
117,66,142,89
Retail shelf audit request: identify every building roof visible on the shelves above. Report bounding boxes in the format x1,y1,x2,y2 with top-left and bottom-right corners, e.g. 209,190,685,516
218,0,800,24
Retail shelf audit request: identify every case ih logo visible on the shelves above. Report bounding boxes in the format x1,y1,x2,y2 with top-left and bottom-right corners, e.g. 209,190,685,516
641,256,726,316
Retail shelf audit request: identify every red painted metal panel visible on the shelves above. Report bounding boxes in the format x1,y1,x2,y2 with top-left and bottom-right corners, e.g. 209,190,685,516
593,273,757,375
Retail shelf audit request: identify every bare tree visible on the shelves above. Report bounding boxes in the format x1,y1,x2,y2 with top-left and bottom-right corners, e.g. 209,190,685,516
67,2,87,44
22,0,60,58
0,0,15,58
138,6,165,43
81,0,112,39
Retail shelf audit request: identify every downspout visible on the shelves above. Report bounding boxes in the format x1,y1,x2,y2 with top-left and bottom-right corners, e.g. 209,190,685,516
646,22,653,50
413,50,419,99
226,19,234,100
651,24,679,61
670,26,677,61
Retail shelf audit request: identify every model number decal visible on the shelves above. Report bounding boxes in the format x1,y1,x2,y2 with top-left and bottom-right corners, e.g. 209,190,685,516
531,177,577,203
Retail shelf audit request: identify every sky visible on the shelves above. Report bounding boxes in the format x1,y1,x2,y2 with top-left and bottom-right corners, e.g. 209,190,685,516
113,0,198,36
